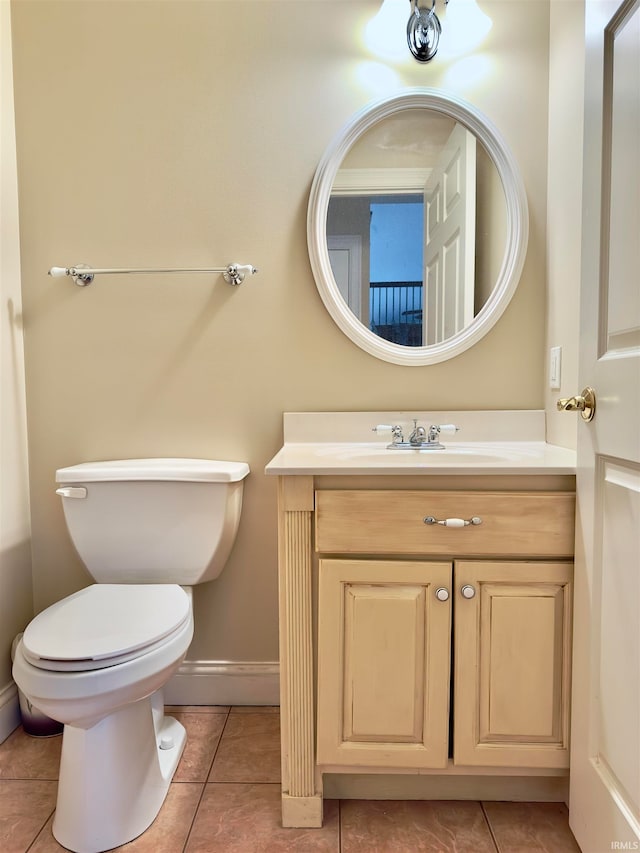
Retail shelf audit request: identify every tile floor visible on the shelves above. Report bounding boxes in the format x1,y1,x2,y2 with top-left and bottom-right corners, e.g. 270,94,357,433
0,705,582,852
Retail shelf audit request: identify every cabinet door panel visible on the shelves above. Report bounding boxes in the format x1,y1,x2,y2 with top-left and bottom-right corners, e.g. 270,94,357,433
454,561,572,768
317,559,451,768
485,590,560,738
343,583,426,742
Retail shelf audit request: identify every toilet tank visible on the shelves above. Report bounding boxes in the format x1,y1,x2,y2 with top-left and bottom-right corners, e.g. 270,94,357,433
55,459,250,585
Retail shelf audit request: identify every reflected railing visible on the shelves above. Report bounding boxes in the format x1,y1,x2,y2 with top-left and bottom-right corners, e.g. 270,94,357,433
370,281,423,346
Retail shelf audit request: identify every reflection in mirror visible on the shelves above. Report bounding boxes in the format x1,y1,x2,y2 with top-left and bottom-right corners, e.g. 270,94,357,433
326,109,507,347
307,89,529,366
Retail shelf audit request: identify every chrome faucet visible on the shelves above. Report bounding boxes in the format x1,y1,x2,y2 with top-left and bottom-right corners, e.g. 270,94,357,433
372,420,460,450
408,420,428,446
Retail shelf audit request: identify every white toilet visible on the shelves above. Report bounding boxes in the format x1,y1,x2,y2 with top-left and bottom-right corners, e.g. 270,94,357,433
12,457,249,853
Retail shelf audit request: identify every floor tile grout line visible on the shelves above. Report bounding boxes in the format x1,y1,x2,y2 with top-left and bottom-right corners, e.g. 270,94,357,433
24,804,56,853
181,780,208,853
203,705,232,783
182,706,231,852
0,774,60,782
201,779,283,785
480,801,502,853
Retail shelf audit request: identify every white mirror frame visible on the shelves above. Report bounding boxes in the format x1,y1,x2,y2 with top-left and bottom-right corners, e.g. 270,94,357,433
307,89,529,366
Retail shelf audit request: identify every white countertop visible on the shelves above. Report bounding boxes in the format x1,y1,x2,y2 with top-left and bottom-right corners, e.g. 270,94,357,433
265,411,577,476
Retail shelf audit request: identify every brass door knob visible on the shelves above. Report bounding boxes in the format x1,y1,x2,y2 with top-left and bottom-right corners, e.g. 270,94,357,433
557,386,596,422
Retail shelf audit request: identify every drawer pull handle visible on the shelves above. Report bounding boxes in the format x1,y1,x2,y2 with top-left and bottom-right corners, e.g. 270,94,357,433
423,515,482,528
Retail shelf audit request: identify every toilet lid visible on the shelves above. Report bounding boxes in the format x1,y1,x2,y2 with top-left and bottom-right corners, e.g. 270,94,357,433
22,584,191,672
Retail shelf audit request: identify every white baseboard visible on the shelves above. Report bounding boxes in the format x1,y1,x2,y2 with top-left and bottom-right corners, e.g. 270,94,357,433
0,681,20,743
1,662,280,737
164,660,280,707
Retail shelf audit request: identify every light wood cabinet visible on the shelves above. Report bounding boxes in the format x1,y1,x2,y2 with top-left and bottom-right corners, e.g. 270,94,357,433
317,559,451,768
315,489,575,557
317,557,572,772
275,477,575,827
454,560,572,768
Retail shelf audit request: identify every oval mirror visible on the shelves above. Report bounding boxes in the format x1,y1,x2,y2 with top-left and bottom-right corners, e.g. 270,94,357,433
307,89,529,366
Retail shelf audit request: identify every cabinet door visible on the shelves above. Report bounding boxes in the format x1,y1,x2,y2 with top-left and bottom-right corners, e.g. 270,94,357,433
454,561,573,768
317,559,451,769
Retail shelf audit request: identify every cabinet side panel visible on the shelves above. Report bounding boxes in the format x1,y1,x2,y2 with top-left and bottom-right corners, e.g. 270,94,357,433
280,510,316,798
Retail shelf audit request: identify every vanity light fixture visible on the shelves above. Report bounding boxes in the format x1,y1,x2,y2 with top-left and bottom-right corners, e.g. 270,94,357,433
367,0,492,64
407,0,448,62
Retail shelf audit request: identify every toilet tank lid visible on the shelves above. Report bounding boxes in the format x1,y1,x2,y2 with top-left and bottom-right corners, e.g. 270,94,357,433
56,458,250,484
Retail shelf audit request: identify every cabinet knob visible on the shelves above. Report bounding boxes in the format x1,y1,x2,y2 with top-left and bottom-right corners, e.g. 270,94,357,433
435,587,450,602
460,584,476,599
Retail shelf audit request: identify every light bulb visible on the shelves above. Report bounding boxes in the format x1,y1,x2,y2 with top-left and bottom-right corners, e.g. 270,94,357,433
440,0,493,58
365,0,408,62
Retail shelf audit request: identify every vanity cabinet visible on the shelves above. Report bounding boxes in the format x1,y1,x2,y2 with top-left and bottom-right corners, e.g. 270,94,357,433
274,477,575,828
317,557,572,771
315,490,574,768
315,491,574,773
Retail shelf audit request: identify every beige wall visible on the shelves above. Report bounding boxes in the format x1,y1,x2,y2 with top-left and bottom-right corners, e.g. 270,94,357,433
1,1,33,690
545,0,584,449
11,0,551,666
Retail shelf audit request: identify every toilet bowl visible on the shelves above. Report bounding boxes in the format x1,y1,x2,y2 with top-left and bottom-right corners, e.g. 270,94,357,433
12,458,249,853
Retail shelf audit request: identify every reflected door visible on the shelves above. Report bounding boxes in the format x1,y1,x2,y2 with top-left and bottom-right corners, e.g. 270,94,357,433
328,234,363,321
423,124,476,345
570,1,640,849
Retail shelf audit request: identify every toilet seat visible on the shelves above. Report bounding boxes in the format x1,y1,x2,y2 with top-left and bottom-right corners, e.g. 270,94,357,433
22,584,191,673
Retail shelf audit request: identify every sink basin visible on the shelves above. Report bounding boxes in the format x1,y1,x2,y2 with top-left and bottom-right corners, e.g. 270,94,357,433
266,439,577,475
312,442,536,464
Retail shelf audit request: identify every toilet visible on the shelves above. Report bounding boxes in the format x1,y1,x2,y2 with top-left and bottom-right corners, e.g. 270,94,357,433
12,457,249,853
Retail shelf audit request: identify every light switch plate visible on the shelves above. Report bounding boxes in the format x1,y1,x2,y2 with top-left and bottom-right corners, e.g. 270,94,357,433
549,346,562,390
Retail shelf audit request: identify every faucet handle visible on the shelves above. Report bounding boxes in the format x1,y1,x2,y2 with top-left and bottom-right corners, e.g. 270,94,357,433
372,424,405,442
435,424,460,435
372,424,402,434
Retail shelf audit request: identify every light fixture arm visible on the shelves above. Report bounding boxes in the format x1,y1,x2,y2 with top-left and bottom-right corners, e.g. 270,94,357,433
406,0,448,62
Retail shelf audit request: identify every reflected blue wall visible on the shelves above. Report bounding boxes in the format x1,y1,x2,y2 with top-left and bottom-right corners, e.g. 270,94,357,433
370,201,423,282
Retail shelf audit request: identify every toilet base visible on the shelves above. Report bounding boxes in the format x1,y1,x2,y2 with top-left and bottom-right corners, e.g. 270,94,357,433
52,691,186,853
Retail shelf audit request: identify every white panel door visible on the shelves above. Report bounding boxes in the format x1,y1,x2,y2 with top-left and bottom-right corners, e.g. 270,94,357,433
569,1,640,850
423,124,476,345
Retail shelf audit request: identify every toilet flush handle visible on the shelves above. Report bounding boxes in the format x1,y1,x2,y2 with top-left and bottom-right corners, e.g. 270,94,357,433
56,487,87,499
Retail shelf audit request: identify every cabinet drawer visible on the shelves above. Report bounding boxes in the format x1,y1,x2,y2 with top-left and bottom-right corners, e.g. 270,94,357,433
315,490,575,558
